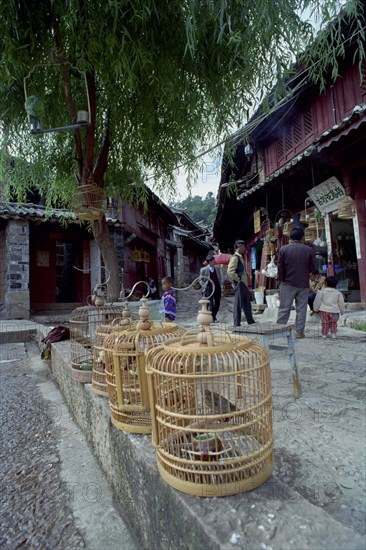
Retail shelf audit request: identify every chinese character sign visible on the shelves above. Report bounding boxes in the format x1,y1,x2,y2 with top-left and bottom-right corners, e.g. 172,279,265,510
307,177,345,213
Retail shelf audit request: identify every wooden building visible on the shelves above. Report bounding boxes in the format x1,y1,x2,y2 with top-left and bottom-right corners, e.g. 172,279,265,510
214,21,366,304
0,192,211,320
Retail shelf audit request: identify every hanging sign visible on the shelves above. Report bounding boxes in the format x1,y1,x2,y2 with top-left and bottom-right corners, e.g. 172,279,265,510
253,210,261,234
307,177,345,213
353,213,361,260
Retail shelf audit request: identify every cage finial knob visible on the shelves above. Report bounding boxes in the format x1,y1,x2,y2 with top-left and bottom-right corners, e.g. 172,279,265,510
197,298,212,327
196,298,214,346
120,303,132,325
137,297,152,330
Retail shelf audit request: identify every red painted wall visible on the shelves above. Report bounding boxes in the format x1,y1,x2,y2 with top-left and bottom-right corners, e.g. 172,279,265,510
265,64,364,176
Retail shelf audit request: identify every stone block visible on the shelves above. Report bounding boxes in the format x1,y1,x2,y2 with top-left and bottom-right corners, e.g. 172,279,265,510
47,339,365,550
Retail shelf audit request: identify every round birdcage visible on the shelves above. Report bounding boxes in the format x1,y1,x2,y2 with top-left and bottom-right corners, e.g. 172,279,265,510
282,221,294,236
304,227,317,242
104,298,186,434
307,217,324,231
299,210,307,224
337,196,355,219
69,299,124,383
92,305,134,396
72,181,106,221
145,299,273,497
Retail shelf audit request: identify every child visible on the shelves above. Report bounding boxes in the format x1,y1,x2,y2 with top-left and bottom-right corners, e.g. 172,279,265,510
161,276,177,322
313,276,345,339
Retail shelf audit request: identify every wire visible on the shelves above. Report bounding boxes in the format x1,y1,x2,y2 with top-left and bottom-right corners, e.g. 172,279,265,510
145,25,365,182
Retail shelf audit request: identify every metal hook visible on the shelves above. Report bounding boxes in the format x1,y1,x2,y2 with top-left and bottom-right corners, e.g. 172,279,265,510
119,280,150,302
73,264,110,283
172,276,216,300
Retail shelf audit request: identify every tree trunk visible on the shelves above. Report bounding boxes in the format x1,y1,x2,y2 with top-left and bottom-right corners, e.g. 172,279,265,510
92,216,121,301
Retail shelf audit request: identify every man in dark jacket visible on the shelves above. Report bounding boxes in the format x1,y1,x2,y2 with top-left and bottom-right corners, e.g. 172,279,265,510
276,228,316,338
227,240,255,326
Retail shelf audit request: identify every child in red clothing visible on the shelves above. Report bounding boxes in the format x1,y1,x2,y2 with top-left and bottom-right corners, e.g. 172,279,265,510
313,276,345,339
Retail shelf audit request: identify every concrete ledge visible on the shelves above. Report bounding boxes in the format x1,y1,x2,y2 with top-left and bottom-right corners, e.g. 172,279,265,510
48,339,364,550
0,321,38,344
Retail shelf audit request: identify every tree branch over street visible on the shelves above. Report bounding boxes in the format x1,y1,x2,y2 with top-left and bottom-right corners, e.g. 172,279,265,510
0,0,364,298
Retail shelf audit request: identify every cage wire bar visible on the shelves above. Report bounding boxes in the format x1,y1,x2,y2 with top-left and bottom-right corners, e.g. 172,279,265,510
104,298,186,434
146,299,274,497
92,304,134,396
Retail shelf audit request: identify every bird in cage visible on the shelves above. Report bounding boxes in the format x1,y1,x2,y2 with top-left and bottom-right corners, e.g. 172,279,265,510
25,95,45,131
204,389,237,422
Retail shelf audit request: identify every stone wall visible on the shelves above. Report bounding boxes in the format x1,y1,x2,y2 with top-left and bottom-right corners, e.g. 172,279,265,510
1,220,30,319
48,339,365,550
50,341,215,550
0,227,6,315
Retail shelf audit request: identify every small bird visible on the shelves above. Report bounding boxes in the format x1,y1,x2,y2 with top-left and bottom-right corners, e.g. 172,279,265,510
204,389,236,422
25,95,45,131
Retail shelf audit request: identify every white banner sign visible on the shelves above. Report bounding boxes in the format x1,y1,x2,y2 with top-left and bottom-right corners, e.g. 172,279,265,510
307,177,346,213
353,213,361,260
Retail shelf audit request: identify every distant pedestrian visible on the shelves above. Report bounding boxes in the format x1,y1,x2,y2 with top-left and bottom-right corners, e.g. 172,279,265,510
313,276,345,339
308,270,325,315
200,255,223,322
161,276,177,322
147,276,158,299
276,228,316,339
227,240,255,326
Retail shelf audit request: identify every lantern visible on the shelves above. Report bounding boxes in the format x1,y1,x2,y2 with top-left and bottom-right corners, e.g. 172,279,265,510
146,299,274,497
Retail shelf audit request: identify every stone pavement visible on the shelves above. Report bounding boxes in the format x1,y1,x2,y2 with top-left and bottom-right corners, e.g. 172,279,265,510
0,302,365,550
0,340,137,550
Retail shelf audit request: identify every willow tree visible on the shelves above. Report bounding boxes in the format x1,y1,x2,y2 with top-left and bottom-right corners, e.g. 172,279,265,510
0,0,364,299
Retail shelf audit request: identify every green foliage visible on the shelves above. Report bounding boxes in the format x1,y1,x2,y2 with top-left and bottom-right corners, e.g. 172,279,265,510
0,0,364,206
171,193,217,229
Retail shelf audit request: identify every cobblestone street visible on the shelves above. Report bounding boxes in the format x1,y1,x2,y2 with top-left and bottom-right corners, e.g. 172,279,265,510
0,342,136,550
0,304,365,549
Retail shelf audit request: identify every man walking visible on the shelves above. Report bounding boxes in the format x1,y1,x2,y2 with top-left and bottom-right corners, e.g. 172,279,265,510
277,228,316,338
200,255,222,322
227,240,255,326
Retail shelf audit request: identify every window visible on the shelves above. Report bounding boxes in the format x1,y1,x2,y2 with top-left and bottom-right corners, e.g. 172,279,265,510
276,107,313,164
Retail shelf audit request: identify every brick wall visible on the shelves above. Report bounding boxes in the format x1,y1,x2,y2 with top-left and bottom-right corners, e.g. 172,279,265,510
2,220,30,319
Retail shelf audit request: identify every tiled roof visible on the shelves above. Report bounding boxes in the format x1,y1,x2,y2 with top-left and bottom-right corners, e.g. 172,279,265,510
0,202,121,225
0,202,77,221
237,104,366,200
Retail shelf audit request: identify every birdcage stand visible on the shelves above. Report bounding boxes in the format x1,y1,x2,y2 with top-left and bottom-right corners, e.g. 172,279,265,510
233,322,301,399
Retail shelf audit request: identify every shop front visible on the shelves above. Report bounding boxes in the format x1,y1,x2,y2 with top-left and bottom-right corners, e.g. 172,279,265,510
307,177,362,303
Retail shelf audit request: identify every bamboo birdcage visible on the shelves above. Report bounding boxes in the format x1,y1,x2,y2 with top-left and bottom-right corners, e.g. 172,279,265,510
304,227,317,242
146,299,274,497
307,217,324,230
72,181,106,221
299,210,307,224
282,221,294,236
104,298,186,434
338,196,355,219
70,299,124,383
131,249,142,262
92,304,134,396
